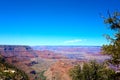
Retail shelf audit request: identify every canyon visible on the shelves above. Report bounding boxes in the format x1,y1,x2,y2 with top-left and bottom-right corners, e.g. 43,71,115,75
0,45,109,80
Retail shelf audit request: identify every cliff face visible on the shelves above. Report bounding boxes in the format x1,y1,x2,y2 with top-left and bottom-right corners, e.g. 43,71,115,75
35,50,66,59
44,60,86,80
44,60,74,80
0,45,37,62
0,45,39,79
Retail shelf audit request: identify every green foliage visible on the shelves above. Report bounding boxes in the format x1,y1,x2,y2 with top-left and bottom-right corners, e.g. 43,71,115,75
0,55,29,80
102,11,120,80
69,65,82,80
38,70,46,80
104,11,120,30
102,11,120,68
69,61,115,80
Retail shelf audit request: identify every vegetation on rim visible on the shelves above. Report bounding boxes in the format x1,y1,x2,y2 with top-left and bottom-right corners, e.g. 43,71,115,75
101,11,120,80
69,60,115,80
0,55,29,80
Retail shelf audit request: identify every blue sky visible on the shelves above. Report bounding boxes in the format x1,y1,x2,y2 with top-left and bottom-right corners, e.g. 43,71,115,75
0,0,119,46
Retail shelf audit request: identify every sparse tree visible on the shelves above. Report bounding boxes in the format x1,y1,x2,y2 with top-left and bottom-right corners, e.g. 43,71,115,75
101,11,120,80
69,61,115,80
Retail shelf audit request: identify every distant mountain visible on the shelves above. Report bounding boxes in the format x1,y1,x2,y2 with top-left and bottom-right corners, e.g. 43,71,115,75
32,46,110,61
32,46,102,59
0,45,37,59
0,45,106,62
32,46,101,53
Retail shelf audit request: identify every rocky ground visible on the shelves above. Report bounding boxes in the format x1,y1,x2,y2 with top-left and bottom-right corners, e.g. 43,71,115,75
0,45,107,80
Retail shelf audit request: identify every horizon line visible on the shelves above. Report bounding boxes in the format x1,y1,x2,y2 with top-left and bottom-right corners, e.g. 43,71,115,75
0,44,102,47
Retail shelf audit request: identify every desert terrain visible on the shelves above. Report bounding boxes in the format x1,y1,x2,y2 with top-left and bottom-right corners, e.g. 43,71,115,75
0,45,109,80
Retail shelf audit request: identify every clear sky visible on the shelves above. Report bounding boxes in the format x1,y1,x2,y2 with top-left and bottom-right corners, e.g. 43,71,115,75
0,0,119,46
